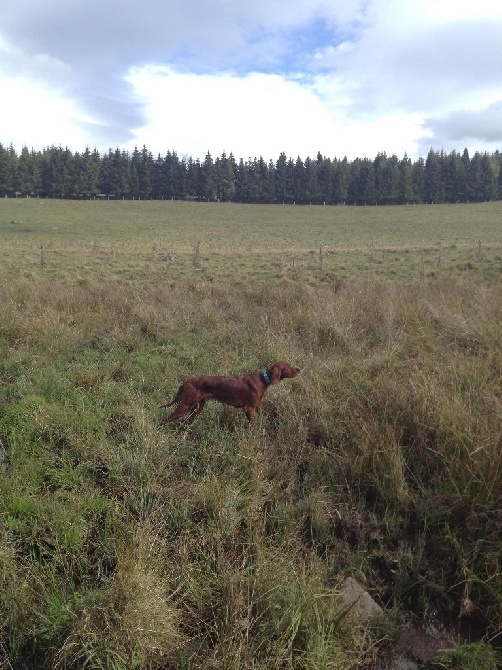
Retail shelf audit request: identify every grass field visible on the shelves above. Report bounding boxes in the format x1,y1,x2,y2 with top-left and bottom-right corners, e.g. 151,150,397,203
0,200,501,668
1,199,501,285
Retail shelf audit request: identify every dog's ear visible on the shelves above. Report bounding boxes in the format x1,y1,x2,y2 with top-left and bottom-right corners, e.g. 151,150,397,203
267,363,283,384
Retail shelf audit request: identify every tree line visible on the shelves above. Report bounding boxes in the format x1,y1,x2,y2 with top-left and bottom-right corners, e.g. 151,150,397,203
0,143,501,204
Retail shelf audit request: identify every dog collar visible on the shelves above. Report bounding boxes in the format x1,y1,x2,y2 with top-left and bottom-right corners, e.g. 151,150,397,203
260,369,271,385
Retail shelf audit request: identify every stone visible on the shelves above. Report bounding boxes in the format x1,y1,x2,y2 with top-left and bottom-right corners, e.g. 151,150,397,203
338,576,384,623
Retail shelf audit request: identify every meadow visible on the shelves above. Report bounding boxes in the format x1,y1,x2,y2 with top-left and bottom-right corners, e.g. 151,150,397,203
1,198,501,285
0,199,501,668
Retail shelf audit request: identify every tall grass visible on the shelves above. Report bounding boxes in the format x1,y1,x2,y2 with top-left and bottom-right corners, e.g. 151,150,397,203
1,275,501,667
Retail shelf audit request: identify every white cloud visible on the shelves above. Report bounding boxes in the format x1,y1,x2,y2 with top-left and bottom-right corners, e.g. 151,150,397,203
309,0,502,154
125,65,427,160
0,0,501,159
0,74,100,150
125,67,329,159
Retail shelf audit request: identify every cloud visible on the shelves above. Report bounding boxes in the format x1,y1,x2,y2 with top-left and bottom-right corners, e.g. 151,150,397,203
0,0,364,73
125,67,332,160
0,0,501,158
422,102,502,152
0,0,367,149
309,1,502,154
0,73,99,150
125,65,426,160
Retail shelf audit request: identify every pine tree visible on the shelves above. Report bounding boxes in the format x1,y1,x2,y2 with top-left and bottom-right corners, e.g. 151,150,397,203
398,154,415,203
293,156,307,202
201,151,216,200
235,158,248,201
40,146,74,196
0,141,500,204
332,158,349,203
130,146,153,198
412,157,425,203
98,148,124,196
275,152,293,203
72,147,100,197
15,146,41,196
215,152,236,201
304,157,320,203
424,150,445,203
317,156,333,203
184,157,201,199
348,158,375,204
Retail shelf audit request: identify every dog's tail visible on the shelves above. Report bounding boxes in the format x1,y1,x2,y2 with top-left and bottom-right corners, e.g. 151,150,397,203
159,384,183,409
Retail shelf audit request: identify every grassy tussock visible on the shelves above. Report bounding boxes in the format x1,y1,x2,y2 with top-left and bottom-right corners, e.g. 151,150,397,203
1,276,501,668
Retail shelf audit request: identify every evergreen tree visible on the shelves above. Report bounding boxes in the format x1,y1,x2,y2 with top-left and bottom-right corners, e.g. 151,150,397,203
304,157,320,203
468,152,498,201
267,158,277,202
317,156,333,203
412,157,425,203
373,152,387,202
460,148,471,200
332,157,349,203
15,146,41,196
152,153,165,198
184,157,201,199
275,152,293,203
244,158,261,202
466,152,482,201
153,151,184,198
257,156,274,202
40,146,74,196
139,145,153,197
480,153,498,201
72,147,100,197
0,144,17,195
374,152,400,204
201,151,216,200
398,154,415,203
348,158,375,204
494,150,502,200
130,146,153,198
173,152,186,197
215,152,236,201
443,151,465,202
424,149,445,203
293,156,307,202
99,148,128,196
0,141,500,205
235,158,248,201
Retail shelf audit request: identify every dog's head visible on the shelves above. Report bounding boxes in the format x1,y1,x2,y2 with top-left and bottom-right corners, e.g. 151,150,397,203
267,361,301,384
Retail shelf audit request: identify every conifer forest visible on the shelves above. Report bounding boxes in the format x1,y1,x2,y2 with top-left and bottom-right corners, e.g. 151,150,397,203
1,143,501,204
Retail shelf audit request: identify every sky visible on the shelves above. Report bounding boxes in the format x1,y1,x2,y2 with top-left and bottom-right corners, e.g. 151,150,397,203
1,0,501,162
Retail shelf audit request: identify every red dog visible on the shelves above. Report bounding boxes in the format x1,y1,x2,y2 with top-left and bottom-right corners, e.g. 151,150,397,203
161,361,300,424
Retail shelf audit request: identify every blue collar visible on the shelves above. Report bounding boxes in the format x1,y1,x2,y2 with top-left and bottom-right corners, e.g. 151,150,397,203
260,369,271,385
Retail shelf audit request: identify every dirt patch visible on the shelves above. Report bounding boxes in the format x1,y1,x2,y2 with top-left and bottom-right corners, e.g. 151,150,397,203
396,625,455,663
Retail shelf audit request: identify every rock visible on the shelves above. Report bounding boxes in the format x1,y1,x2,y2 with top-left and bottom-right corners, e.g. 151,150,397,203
391,658,420,670
338,577,384,623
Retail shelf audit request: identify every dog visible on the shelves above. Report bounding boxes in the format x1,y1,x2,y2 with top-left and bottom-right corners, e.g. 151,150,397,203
161,361,300,424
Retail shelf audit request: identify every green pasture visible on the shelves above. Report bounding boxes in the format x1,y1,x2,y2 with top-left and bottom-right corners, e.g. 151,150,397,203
1,198,501,284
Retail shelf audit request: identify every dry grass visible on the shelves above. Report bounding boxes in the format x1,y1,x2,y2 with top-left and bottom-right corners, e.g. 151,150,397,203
1,205,501,667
